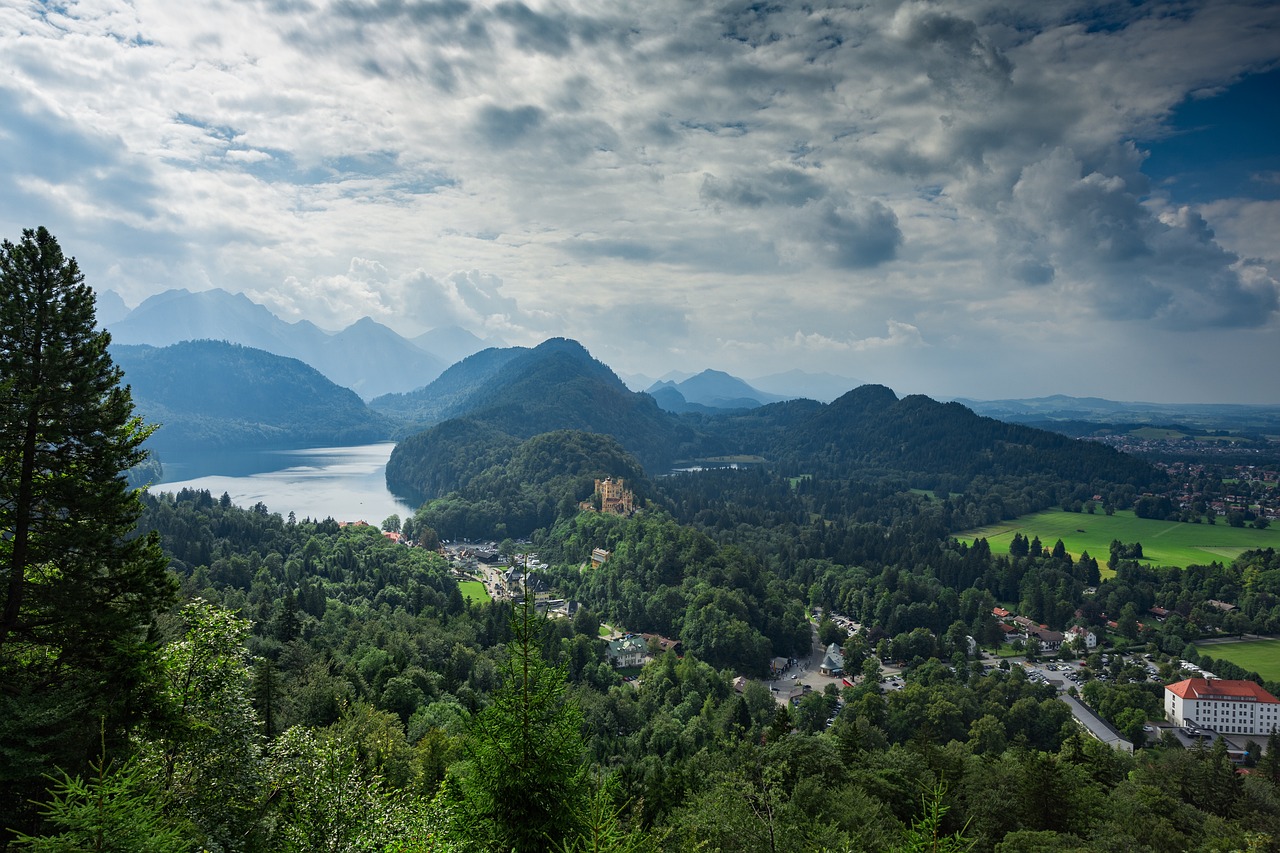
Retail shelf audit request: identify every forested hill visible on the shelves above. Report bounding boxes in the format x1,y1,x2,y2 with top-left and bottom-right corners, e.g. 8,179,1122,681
772,384,1161,490
383,338,691,474
385,340,1162,511
112,340,392,452
368,344,527,431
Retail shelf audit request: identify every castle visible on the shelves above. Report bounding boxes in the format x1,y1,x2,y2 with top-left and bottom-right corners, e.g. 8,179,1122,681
580,477,635,515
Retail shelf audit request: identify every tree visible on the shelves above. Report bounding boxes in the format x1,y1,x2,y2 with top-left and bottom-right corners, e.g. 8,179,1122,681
449,595,590,851
149,601,263,849
818,616,845,647
893,781,975,852
0,227,175,837
11,747,191,853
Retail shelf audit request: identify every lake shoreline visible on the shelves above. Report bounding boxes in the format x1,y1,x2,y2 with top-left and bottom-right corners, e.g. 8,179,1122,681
148,442,416,525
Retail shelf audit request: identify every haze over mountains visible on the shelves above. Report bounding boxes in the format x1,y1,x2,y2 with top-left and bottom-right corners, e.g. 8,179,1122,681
105,288,493,399
102,288,1280,462
103,287,861,407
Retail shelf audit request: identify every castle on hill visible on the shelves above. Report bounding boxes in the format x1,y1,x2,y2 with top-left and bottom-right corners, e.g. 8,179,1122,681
580,477,635,515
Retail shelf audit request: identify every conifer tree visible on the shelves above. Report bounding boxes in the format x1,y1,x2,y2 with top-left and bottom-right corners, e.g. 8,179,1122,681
450,594,590,851
0,227,175,837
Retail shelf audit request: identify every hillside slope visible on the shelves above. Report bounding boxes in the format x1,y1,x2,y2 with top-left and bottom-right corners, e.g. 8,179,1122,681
113,340,391,452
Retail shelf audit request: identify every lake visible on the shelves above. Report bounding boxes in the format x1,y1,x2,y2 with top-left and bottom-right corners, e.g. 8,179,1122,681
150,442,417,524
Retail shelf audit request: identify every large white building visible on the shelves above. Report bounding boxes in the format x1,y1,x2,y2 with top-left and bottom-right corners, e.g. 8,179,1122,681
1165,678,1280,737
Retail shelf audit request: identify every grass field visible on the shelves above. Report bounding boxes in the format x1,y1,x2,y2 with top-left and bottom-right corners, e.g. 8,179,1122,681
458,580,491,604
957,508,1278,570
1193,638,1280,682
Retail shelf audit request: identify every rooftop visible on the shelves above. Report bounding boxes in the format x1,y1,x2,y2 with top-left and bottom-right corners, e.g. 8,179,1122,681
1166,678,1280,703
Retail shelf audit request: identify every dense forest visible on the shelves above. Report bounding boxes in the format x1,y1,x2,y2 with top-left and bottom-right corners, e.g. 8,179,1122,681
9,485,1280,851
6,229,1280,852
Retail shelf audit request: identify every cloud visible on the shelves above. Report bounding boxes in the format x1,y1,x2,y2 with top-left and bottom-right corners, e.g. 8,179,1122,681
2,0,1279,401
898,9,1013,102
0,85,162,225
700,166,826,209
790,320,926,353
783,197,904,270
474,104,545,148
998,147,1278,328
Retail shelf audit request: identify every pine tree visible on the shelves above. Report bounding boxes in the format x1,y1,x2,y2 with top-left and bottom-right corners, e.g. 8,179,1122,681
11,747,191,853
450,595,590,851
0,227,175,838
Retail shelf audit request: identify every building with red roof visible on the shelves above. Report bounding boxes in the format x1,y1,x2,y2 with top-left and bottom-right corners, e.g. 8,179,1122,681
1165,678,1280,736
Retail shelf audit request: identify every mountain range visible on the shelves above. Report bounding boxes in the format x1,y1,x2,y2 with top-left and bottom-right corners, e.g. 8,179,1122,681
955,395,1280,435
103,287,497,399
382,338,1161,508
645,370,788,413
98,286,1273,482
623,368,860,405
101,287,866,406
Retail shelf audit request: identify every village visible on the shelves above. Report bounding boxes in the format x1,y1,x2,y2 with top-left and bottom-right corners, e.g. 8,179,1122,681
429,480,1276,763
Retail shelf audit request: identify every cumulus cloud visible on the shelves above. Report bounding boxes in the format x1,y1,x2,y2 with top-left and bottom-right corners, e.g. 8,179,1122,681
246,258,549,338
782,197,904,270
998,147,1278,327
700,166,826,209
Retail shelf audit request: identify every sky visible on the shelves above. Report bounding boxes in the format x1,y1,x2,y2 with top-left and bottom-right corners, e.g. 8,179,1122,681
2,1,1278,404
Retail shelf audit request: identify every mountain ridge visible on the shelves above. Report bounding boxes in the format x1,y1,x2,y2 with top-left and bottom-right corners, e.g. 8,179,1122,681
384,339,1163,505
112,340,391,453
107,288,474,399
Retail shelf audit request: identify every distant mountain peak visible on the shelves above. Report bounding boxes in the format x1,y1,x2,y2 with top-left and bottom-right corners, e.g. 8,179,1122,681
108,288,447,399
645,367,784,411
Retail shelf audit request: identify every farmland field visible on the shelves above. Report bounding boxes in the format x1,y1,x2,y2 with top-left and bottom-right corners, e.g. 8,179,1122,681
957,508,1278,571
1193,638,1280,682
458,580,491,604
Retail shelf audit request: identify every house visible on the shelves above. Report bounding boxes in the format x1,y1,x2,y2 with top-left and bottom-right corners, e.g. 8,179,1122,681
1207,599,1237,613
1067,626,1097,649
591,548,611,568
819,642,845,677
770,656,790,677
1165,678,1280,736
642,633,682,656
607,635,648,669
1014,615,1064,649
1030,628,1065,650
992,607,1011,619
545,599,580,619
1149,606,1170,620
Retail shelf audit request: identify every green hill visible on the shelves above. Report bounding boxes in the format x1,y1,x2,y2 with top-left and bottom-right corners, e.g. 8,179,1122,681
113,340,391,452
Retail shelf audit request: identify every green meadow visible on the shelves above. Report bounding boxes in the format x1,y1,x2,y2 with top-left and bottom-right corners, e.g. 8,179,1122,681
1193,638,1280,682
458,580,491,604
958,508,1278,570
